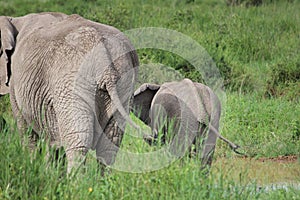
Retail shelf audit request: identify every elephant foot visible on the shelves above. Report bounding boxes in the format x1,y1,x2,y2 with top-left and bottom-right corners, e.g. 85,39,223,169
143,133,158,145
65,147,88,174
97,161,112,176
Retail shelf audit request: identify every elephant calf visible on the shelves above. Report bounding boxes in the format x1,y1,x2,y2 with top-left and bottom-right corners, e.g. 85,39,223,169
132,78,240,168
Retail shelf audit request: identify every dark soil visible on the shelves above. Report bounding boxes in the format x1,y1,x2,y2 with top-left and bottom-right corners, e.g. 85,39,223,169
257,155,298,163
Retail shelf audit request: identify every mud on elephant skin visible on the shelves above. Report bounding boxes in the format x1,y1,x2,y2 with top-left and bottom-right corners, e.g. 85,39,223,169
132,78,240,168
0,12,139,173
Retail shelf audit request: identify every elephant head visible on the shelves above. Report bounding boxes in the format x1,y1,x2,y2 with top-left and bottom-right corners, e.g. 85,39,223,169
1,12,140,173
132,78,240,168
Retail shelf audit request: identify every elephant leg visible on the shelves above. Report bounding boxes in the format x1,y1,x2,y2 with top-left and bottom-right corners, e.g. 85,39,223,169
10,91,38,150
190,124,206,158
65,147,88,174
95,118,122,168
63,129,90,174
200,126,217,168
57,109,94,174
150,104,169,145
64,135,91,174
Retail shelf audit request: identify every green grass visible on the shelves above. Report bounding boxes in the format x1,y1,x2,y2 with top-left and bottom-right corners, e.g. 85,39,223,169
217,93,300,158
0,0,299,199
0,125,299,200
0,0,299,97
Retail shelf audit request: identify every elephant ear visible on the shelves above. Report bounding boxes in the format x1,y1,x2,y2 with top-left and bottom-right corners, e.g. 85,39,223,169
0,16,16,95
132,83,160,125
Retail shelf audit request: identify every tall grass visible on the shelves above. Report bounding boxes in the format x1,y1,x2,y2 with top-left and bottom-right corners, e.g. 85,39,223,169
0,0,299,97
0,0,299,199
217,93,300,158
0,124,299,199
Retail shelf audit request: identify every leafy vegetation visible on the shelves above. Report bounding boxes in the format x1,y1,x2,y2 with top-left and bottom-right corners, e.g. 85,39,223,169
0,0,299,97
0,124,299,199
0,0,299,199
218,93,300,157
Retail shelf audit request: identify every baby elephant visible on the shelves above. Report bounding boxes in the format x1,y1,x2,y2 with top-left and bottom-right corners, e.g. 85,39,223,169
132,78,240,168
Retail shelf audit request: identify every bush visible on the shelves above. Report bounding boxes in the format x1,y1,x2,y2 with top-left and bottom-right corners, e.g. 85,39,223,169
0,0,299,99
226,0,262,7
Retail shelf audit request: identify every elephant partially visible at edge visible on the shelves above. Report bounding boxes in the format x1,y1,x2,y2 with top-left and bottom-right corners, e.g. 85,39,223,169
132,78,240,168
0,12,139,173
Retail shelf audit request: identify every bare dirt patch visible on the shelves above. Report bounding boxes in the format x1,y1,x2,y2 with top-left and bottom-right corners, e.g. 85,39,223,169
257,155,298,163
213,155,300,185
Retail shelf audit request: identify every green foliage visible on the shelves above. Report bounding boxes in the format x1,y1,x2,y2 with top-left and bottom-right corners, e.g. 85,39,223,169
0,116,6,131
0,96,9,114
225,0,262,7
0,95,12,124
136,63,184,88
0,0,299,98
1,125,299,199
218,93,300,157
0,1,299,198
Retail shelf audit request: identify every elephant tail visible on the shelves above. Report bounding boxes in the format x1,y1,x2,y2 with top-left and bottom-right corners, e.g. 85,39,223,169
108,85,140,131
208,123,244,155
108,85,156,140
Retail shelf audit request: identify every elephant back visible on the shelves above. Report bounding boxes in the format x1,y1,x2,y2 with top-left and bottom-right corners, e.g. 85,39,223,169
193,82,221,125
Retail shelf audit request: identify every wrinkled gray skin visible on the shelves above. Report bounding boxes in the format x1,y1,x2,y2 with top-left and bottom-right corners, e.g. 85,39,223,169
0,12,139,173
133,78,239,168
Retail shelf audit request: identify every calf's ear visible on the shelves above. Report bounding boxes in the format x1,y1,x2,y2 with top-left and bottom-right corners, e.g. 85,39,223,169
131,83,160,124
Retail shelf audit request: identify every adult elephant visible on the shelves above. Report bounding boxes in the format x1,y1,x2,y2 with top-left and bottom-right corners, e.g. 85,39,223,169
0,12,139,173
132,78,240,168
